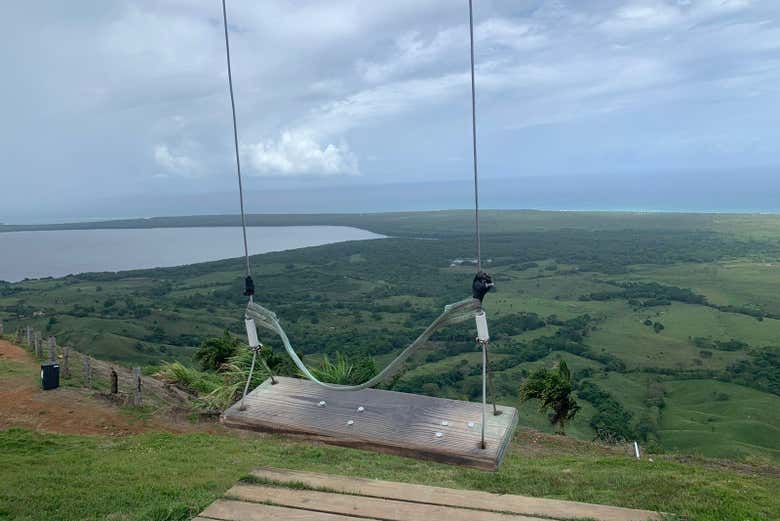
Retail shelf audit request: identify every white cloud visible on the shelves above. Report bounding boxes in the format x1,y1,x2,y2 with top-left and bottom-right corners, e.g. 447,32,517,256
599,0,754,34
356,27,461,83
355,18,545,85
3,0,780,214
600,2,682,33
304,72,466,136
241,131,358,176
476,18,547,51
153,144,199,175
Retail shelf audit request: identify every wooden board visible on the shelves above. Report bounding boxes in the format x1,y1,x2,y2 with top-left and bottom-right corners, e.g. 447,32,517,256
200,499,368,520
196,468,662,521
222,376,518,470
249,467,662,521
224,484,547,521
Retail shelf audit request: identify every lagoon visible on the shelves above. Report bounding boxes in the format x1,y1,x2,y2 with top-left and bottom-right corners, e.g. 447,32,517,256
0,226,384,282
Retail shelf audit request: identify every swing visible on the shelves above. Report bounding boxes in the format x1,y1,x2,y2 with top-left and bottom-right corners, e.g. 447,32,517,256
218,0,517,470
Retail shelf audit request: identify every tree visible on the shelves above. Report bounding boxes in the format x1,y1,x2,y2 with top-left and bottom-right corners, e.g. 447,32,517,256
519,360,580,435
195,331,240,371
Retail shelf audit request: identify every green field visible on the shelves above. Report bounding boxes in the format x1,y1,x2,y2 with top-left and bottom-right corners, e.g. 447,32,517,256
2,210,780,463
661,380,780,461
1,427,779,521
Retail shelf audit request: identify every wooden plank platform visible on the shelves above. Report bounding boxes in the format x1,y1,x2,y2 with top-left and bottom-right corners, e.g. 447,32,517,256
195,467,662,521
221,376,518,470
249,468,662,521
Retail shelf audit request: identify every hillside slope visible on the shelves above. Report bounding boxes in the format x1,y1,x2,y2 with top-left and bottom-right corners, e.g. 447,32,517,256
2,211,780,463
1,337,779,521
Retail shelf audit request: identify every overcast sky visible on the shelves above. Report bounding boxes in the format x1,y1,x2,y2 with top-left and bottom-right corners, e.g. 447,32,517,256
2,0,779,221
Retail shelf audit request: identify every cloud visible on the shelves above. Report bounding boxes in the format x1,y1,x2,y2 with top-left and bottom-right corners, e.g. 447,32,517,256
599,0,754,34
304,72,466,136
476,18,547,51
153,144,200,176
233,0,777,177
356,27,462,83
355,18,544,85
3,0,780,219
600,2,682,33
241,131,358,176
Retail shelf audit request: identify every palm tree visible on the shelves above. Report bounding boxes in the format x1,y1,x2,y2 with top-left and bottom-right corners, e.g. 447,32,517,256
519,360,580,435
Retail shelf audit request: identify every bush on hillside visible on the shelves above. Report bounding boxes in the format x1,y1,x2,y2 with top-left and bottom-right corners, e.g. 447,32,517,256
725,346,780,396
577,381,636,442
195,331,240,371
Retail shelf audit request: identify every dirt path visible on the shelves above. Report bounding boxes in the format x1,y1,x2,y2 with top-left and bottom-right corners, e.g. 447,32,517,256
0,339,196,436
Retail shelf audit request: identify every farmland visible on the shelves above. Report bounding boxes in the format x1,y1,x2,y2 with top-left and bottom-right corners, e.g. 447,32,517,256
2,210,780,462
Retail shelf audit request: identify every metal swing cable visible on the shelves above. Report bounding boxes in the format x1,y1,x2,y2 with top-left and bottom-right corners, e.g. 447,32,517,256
220,0,277,406
221,0,251,282
468,0,482,274
468,0,498,449
224,1,490,411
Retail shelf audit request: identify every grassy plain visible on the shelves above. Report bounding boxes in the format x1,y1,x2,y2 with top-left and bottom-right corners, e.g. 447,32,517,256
2,210,780,464
2,426,779,521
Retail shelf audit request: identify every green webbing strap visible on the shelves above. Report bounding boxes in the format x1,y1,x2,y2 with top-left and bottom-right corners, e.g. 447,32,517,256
245,297,481,391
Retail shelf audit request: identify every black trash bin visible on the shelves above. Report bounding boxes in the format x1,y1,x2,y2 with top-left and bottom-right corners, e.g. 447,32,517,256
41,362,60,390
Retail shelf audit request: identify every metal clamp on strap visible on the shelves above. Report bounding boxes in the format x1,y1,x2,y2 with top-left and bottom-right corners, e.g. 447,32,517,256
245,318,260,348
475,310,489,343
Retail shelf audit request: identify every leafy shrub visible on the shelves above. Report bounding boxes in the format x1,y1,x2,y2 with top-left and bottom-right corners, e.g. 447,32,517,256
194,331,240,371
693,337,748,351
725,346,780,396
577,381,636,442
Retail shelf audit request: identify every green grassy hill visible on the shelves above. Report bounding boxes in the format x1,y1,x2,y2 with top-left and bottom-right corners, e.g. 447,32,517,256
2,426,779,521
2,210,780,463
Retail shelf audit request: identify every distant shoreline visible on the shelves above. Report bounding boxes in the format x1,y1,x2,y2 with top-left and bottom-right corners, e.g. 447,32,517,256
3,208,780,233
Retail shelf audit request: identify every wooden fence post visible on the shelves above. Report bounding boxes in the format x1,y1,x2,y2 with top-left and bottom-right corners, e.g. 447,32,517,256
0,320,4,336
48,336,57,362
16,328,23,344
34,332,42,358
26,326,32,347
84,357,92,389
110,369,118,394
132,367,142,406
62,346,70,378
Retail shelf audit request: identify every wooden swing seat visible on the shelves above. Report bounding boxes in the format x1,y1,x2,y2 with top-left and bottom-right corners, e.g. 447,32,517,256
222,376,518,470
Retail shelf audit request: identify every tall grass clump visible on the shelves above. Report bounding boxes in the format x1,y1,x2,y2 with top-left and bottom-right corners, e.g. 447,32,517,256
155,362,222,395
156,332,377,410
201,349,376,409
308,352,377,385
202,348,272,410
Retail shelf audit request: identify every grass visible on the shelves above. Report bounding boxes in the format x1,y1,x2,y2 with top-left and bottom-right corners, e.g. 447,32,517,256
585,303,752,371
0,359,28,377
660,380,780,462
0,427,778,521
4,210,780,465
154,362,221,395
5,211,780,519
624,261,780,316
